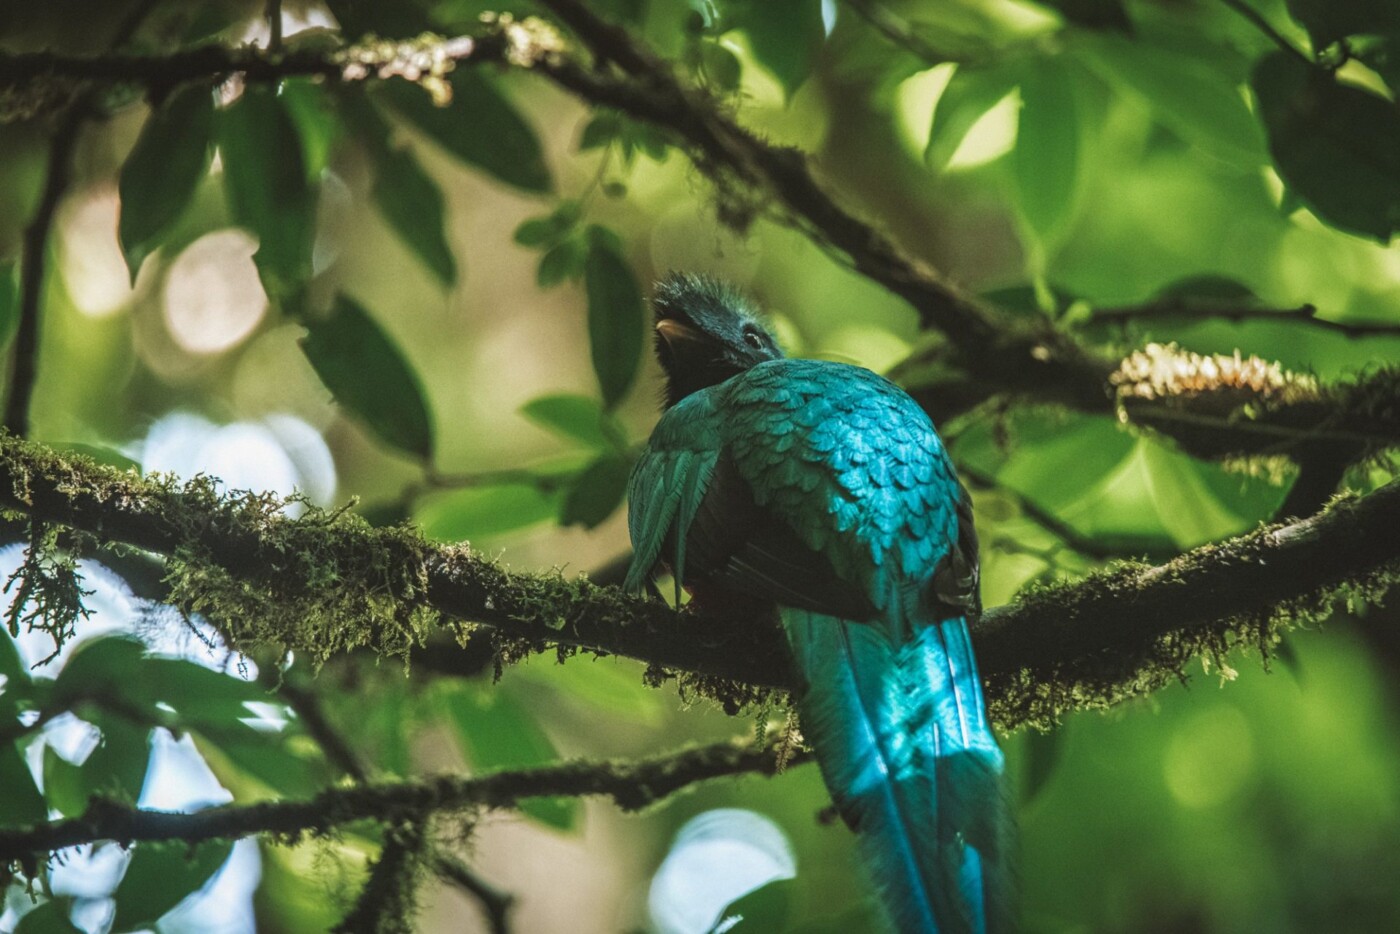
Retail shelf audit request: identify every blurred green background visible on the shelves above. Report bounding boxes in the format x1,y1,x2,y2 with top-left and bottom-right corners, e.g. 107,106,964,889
2,0,1399,931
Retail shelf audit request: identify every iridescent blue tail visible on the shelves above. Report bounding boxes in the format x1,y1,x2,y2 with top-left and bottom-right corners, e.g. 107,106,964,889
783,608,1015,934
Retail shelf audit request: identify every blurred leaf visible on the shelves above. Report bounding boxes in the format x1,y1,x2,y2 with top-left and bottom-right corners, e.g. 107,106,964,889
1153,275,1258,304
520,393,615,449
561,453,632,529
0,261,16,346
708,878,795,933
537,237,587,287
579,112,620,151
52,637,148,708
417,483,558,542
1037,0,1130,31
1283,0,1400,47
926,65,1019,170
1081,34,1266,167
1022,727,1063,805
0,742,46,827
342,92,456,287
193,722,330,799
1,625,27,685
739,0,825,99
301,294,435,459
279,80,339,181
515,200,581,248
118,83,214,282
43,712,151,817
1014,57,1082,240
1252,51,1400,242
584,239,645,409
14,901,81,934
442,684,578,830
112,839,234,930
515,657,665,726
141,658,265,729
378,70,551,193
700,39,743,92
1350,33,1400,97
371,145,457,286
218,85,319,301
48,442,141,473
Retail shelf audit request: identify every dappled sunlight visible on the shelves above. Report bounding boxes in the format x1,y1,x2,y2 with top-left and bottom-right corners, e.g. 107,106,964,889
647,809,796,934
58,188,135,319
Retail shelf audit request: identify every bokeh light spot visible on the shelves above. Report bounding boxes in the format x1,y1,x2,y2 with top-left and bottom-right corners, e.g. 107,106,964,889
60,187,135,318
648,809,796,934
163,229,268,354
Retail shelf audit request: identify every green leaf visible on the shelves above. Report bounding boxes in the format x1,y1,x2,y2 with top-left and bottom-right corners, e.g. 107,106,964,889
43,712,151,817
739,0,825,99
700,40,743,92
1014,57,1082,241
112,839,234,930
301,294,435,459
378,70,551,194
584,239,644,409
537,237,586,288
560,454,632,529
14,901,81,934
520,394,614,449
514,201,580,248
417,483,558,542
708,879,795,933
1021,727,1063,805
441,684,577,831
926,65,1019,170
1350,34,1400,98
193,722,330,799
118,83,215,282
218,85,319,301
1252,51,1400,242
1153,275,1258,304
0,625,26,686
1283,0,1400,47
0,742,46,828
1080,34,1266,168
52,637,148,707
48,442,141,473
278,80,339,181
578,112,620,151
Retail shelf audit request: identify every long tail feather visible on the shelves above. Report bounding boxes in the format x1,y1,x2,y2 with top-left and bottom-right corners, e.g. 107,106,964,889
783,608,1014,934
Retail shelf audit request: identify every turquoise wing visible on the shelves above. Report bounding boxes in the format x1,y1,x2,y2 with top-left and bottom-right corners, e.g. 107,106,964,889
623,389,723,595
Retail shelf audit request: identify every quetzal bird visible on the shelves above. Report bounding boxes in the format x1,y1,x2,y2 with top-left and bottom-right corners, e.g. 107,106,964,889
625,275,1014,933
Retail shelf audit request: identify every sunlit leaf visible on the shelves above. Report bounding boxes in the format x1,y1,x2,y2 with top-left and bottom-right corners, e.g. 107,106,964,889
111,839,234,930
378,70,551,193
927,65,1019,170
1252,51,1400,242
301,294,435,459
584,237,644,409
561,453,632,529
1014,57,1082,240
1081,34,1266,167
118,83,215,282
193,723,330,799
417,483,558,542
520,393,615,449
442,684,578,831
218,85,319,301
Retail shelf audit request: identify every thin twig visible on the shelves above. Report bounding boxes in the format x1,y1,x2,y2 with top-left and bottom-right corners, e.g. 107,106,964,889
1086,301,1400,339
0,737,802,862
434,854,515,934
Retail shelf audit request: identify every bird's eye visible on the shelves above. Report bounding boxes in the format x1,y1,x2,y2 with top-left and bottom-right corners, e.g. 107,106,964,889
743,328,764,350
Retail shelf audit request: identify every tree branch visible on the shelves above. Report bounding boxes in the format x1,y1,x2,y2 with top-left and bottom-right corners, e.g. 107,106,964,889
2,436,1398,731
0,737,805,863
1086,300,1400,339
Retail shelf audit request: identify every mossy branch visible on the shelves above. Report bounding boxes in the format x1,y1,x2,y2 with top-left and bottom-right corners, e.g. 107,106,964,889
0,736,805,865
2,435,1399,731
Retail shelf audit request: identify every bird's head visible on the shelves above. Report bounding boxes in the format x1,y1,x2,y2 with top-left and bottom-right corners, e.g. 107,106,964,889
652,273,784,408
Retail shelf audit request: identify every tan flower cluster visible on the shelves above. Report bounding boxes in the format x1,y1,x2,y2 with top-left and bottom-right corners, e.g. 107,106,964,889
337,33,478,106
480,13,567,69
1111,342,1318,404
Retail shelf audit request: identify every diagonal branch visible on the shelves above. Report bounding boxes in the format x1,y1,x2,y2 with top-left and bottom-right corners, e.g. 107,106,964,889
2,436,1398,732
0,737,804,863
1085,300,1400,339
